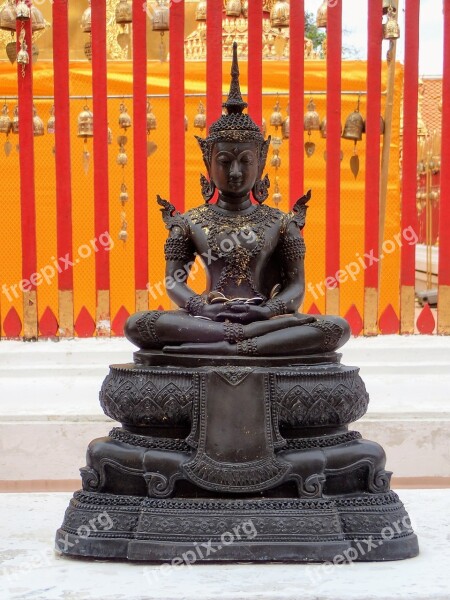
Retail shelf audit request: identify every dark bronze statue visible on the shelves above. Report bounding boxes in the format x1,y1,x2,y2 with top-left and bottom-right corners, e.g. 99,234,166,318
125,51,349,357
57,44,418,563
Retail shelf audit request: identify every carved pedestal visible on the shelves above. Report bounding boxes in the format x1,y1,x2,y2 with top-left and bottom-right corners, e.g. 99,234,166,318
56,352,419,562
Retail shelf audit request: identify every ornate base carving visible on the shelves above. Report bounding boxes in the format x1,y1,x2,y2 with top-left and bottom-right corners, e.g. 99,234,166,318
56,352,419,562
56,490,419,562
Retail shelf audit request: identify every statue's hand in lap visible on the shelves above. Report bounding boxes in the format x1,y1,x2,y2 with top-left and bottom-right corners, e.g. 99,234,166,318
215,303,272,324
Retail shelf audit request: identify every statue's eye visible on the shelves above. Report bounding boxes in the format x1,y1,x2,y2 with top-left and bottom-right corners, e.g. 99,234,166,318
217,156,230,165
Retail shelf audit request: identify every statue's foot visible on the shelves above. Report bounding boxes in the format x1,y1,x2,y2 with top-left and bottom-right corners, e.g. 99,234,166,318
246,315,316,338
163,341,235,355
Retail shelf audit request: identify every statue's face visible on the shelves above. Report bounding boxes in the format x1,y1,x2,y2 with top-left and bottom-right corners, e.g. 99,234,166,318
210,142,259,198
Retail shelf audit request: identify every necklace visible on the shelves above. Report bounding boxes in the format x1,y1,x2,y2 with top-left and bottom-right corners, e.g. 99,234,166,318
189,204,282,296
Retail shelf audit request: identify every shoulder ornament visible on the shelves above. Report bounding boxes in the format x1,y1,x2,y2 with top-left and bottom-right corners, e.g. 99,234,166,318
284,189,311,231
157,195,190,236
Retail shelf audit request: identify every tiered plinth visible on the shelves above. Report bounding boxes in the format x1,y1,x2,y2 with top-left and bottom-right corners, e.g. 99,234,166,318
56,351,419,562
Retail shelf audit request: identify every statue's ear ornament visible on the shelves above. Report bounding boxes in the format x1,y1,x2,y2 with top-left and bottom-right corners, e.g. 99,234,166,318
252,173,270,204
195,135,210,164
200,174,216,204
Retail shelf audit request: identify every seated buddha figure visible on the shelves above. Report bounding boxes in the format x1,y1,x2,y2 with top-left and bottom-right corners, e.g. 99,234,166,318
125,44,350,356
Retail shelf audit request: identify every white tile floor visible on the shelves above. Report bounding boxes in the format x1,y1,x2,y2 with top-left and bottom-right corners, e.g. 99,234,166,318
0,490,449,600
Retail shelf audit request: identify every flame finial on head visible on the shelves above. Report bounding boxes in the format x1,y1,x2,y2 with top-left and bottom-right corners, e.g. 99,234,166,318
223,42,248,115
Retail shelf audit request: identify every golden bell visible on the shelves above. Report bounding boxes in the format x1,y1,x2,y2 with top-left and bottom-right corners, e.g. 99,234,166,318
81,1,91,33
152,0,169,32
270,99,283,128
120,183,129,204
118,103,132,129
195,0,207,22
242,0,248,19
115,0,132,26
304,99,320,132
270,0,290,29
273,192,282,205
117,148,128,166
11,106,19,133
261,117,267,138
77,105,94,138
320,118,327,139
118,229,128,242
383,6,400,40
342,110,364,141
316,0,327,28
225,0,242,18
194,101,206,131
0,1,16,32
282,116,290,139
271,154,281,169
0,104,11,135
184,115,188,132
17,45,29,65
146,101,157,132
31,6,46,32
16,1,30,20
33,107,44,137
47,106,55,134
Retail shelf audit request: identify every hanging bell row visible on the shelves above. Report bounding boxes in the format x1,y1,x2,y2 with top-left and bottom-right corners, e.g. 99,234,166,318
0,1,46,33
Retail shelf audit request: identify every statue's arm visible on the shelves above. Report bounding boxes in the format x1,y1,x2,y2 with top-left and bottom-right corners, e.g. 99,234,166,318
264,192,310,317
164,226,199,310
264,223,306,316
157,195,199,310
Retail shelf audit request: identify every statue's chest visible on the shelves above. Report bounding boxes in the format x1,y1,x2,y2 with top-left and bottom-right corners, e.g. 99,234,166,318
188,205,281,262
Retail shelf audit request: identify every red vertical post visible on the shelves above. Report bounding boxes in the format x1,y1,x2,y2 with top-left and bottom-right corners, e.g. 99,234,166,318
170,0,185,212
289,0,304,206
16,6,37,339
52,0,74,336
91,0,110,333
400,0,420,334
133,0,149,310
206,0,222,128
364,0,382,334
248,0,262,127
439,0,450,333
325,0,342,316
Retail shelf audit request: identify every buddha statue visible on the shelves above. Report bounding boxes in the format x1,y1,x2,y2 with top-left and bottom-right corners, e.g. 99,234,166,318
56,43,418,563
125,44,350,357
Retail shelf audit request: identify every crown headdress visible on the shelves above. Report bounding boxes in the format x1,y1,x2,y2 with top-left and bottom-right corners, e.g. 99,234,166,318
196,42,266,164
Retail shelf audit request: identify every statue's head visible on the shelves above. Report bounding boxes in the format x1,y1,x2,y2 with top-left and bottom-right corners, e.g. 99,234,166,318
196,42,270,203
